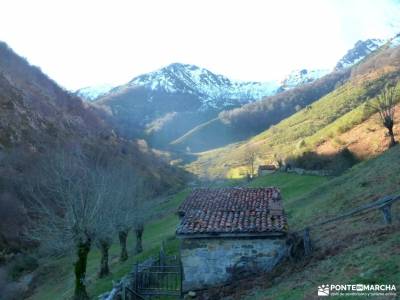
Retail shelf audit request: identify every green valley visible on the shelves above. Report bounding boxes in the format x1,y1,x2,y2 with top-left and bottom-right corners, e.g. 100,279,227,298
28,144,400,299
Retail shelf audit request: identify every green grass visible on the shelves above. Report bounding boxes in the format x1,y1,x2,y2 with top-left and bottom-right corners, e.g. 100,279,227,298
247,172,330,230
237,145,400,299
188,72,400,179
30,145,400,300
29,189,189,300
243,227,400,300
28,173,328,300
285,144,400,228
248,172,329,200
170,115,257,153
154,189,191,215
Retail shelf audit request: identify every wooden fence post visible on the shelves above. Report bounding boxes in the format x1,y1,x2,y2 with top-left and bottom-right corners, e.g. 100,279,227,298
134,262,139,298
179,253,183,298
121,281,126,300
159,241,166,267
381,204,392,225
303,227,312,256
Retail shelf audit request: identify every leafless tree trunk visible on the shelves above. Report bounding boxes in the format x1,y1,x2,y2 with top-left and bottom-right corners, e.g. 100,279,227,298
388,123,396,147
25,148,112,300
134,223,144,255
244,145,257,178
118,230,129,262
74,239,91,300
368,85,398,148
108,163,150,258
98,240,110,278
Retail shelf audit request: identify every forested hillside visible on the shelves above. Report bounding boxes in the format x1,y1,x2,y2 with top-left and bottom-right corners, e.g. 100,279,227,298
171,70,351,152
168,38,397,152
2,2,400,300
187,38,400,178
0,42,187,253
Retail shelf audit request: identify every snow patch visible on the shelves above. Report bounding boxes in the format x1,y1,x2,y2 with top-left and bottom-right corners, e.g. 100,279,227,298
280,69,329,90
335,38,386,70
75,84,115,101
129,63,281,110
389,35,400,48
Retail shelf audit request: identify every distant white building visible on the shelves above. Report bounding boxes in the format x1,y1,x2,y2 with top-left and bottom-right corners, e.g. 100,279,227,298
258,165,277,176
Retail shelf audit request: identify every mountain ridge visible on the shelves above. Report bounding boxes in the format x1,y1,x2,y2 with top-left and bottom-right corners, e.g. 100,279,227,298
74,36,397,153
335,38,386,70
126,62,281,110
169,36,398,153
186,40,400,178
77,37,391,103
75,84,115,101
78,63,330,103
86,62,331,148
0,41,187,250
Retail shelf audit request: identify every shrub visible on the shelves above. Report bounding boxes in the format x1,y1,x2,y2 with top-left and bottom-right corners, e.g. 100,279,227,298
296,139,306,149
287,147,358,174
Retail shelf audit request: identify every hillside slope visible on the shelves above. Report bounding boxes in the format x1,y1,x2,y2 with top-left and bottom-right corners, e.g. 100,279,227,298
187,41,400,178
314,105,400,159
92,63,332,149
0,42,186,252
169,38,391,153
27,145,400,300
171,70,350,152
220,145,400,299
94,63,281,147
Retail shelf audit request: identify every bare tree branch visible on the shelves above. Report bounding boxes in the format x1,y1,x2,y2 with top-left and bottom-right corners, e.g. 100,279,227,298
367,85,399,147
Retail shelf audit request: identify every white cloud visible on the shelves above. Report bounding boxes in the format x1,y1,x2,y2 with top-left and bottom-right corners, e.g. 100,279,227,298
0,0,399,90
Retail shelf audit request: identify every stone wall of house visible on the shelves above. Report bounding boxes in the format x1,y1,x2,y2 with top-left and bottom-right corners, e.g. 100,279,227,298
180,237,287,291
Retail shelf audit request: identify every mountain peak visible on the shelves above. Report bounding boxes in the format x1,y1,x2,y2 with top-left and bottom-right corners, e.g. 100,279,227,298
127,63,280,108
389,33,400,48
81,62,329,105
335,38,386,70
280,68,330,90
165,62,198,70
75,84,115,101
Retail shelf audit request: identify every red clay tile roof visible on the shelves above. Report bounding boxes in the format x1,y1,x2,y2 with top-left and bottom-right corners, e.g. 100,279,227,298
176,187,287,236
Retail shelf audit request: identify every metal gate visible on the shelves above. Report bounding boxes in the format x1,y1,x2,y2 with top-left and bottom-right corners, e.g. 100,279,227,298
135,263,182,297
125,248,182,299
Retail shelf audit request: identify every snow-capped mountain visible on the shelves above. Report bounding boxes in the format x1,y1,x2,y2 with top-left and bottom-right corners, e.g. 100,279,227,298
279,68,330,91
127,63,280,110
335,39,386,70
82,63,327,108
75,84,115,101
92,63,330,146
94,63,288,146
389,33,400,48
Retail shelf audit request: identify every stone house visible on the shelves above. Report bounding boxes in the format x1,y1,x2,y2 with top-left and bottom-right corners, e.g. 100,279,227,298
176,187,288,292
257,165,277,176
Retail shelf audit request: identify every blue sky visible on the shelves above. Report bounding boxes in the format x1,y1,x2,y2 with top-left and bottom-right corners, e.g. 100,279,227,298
1,0,399,90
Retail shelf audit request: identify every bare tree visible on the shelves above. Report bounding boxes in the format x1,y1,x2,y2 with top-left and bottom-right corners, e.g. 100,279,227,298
95,175,116,278
132,183,151,255
244,145,257,179
134,222,144,254
25,148,111,300
368,85,399,147
108,164,146,261
118,229,129,262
